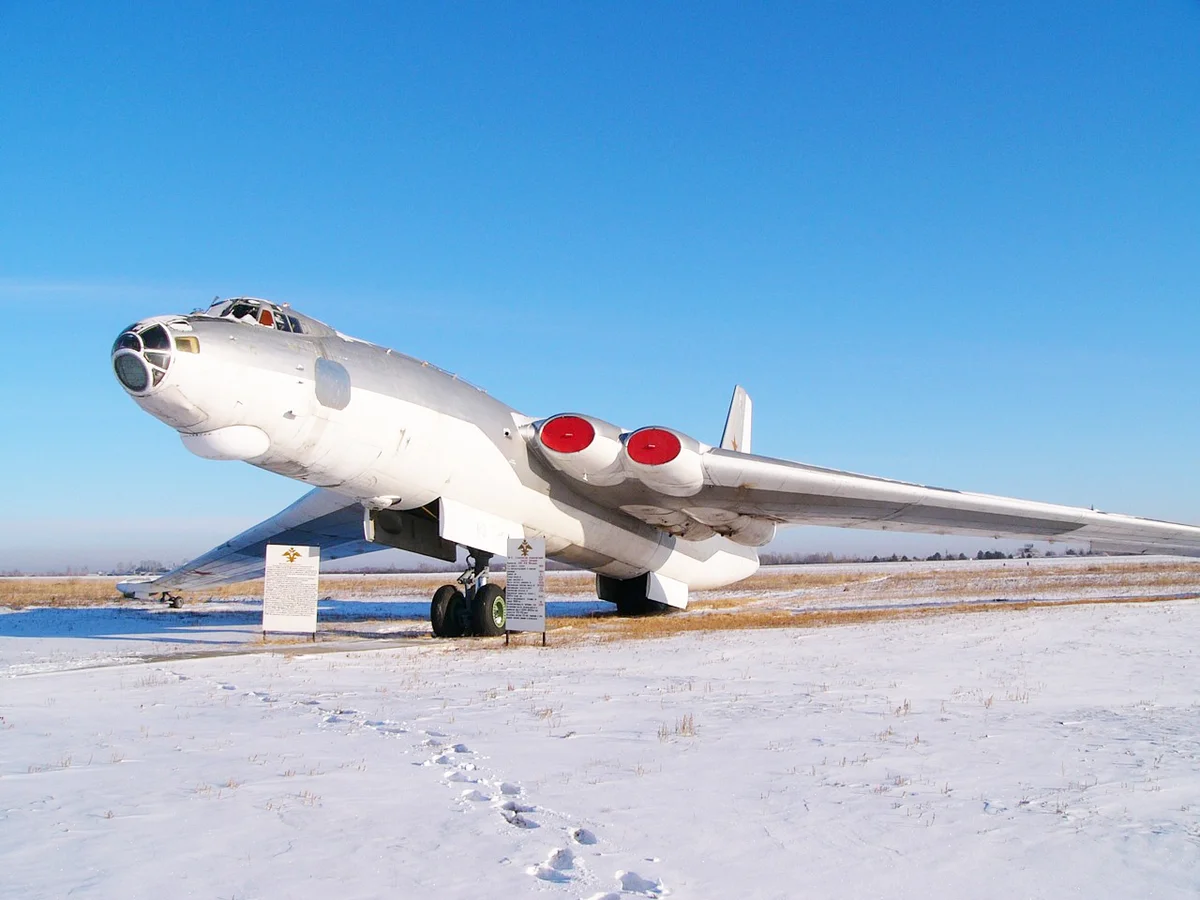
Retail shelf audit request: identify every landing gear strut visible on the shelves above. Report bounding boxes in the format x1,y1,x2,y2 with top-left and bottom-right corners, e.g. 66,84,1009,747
154,592,182,609
430,550,507,638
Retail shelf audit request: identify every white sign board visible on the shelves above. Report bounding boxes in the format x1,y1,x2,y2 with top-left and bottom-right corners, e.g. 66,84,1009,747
505,537,546,632
263,544,320,635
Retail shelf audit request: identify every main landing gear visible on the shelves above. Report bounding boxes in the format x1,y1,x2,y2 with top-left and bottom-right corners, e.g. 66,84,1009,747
430,550,507,638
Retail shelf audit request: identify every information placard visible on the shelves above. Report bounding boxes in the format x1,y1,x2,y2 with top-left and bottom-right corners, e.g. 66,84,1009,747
263,544,320,635
504,537,546,633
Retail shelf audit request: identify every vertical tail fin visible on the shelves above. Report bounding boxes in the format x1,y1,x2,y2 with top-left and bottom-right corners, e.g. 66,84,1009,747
720,385,752,454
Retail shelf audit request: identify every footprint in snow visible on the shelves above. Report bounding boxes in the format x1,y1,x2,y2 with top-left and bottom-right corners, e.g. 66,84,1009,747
499,782,523,796
527,847,578,882
570,827,597,845
443,770,477,784
498,798,536,814
451,743,471,753
502,809,539,829
617,870,667,897
460,789,491,802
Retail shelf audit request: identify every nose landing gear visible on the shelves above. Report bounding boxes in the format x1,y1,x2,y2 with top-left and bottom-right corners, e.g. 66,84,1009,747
430,550,507,638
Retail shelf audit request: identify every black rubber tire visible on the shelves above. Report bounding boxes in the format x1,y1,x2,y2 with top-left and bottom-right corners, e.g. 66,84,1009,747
431,584,466,638
471,583,507,636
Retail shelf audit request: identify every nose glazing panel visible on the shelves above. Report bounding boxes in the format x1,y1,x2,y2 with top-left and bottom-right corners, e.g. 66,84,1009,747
113,352,150,392
141,325,171,350
111,321,174,394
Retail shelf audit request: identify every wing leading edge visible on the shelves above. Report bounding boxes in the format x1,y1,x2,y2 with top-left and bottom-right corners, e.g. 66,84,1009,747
696,449,1200,553
145,489,383,592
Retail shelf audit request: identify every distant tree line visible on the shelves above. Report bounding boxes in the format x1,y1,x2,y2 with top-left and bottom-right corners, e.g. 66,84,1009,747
759,547,1104,566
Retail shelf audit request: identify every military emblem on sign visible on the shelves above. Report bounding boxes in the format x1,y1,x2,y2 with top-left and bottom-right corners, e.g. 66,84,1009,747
518,539,533,557
283,547,301,563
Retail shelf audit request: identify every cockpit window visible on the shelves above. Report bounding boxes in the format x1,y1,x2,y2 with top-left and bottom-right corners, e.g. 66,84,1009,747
225,301,259,320
141,324,171,350
211,298,306,334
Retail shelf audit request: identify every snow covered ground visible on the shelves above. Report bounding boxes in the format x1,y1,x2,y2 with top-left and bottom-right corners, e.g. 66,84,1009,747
3,576,1199,897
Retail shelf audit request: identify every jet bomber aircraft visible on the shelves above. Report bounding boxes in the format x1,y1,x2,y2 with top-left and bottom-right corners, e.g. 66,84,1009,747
113,297,1200,635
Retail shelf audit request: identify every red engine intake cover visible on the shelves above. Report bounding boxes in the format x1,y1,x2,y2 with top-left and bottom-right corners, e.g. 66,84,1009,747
625,427,682,466
539,415,596,454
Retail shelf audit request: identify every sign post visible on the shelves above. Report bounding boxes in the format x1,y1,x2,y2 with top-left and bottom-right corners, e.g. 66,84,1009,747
263,544,320,639
504,537,546,644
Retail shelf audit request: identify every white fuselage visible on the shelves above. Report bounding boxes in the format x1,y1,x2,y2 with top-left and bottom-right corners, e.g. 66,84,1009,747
115,308,759,593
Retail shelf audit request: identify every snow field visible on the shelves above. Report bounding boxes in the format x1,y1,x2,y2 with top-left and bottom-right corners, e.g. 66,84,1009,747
2,597,1199,898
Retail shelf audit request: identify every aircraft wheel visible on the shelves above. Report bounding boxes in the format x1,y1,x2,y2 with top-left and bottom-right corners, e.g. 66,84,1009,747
471,583,507,637
431,584,466,638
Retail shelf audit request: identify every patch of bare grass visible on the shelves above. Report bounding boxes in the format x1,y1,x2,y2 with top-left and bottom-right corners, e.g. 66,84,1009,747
689,596,758,611
0,570,597,609
5,557,1196,612
0,578,124,608
546,593,1192,644
737,559,1200,602
733,570,881,592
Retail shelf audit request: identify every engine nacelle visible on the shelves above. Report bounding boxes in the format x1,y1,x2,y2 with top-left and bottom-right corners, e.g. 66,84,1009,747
623,426,706,497
726,516,777,547
534,414,627,486
682,506,777,546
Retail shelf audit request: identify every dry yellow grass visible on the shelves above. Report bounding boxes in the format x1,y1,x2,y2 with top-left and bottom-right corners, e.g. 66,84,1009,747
543,593,1189,644
0,570,595,609
2,558,1196,619
0,578,124,608
711,559,1200,601
728,570,881,591
189,571,596,600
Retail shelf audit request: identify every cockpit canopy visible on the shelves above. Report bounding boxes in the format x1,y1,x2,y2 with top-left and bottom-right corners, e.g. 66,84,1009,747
202,297,307,333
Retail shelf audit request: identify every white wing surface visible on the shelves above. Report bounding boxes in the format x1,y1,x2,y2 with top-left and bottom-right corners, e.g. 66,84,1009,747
590,447,1200,553
144,489,381,592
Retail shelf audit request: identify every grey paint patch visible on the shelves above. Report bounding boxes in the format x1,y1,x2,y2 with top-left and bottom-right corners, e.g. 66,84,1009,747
316,358,352,410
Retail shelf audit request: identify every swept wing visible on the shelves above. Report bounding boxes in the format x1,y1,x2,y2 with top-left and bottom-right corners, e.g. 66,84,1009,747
698,449,1200,552
145,489,380,592
530,388,1200,555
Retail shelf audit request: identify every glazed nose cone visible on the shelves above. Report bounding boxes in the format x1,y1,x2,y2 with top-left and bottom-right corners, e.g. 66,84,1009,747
111,320,174,394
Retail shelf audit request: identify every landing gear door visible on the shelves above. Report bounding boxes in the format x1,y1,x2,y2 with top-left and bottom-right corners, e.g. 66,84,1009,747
439,498,524,557
364,503,458,563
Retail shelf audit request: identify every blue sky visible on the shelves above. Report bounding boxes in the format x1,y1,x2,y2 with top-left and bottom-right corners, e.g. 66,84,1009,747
1,2,1197,570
